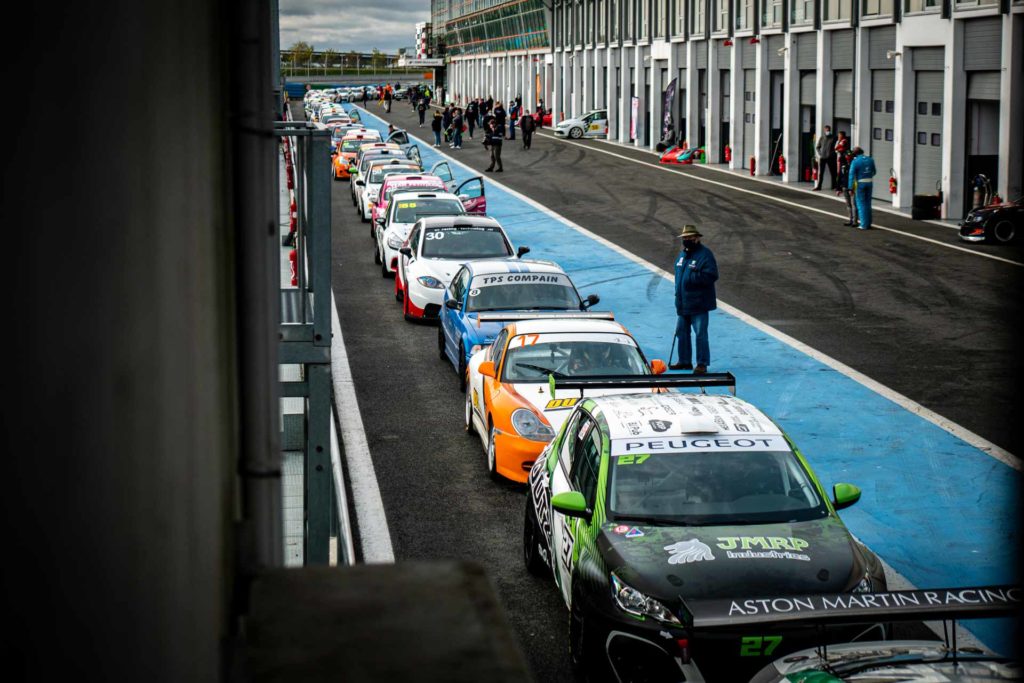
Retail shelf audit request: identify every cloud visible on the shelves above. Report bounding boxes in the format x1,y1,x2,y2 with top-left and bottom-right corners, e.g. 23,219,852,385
280,0,430,53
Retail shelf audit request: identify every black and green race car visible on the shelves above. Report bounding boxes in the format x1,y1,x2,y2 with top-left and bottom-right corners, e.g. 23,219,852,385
523,375,887,682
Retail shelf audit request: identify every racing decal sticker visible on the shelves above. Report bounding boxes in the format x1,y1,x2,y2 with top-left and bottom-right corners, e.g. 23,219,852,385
468,288,480,297
545,398,580,411
612,524,630,535
625,527,644,538
664,539,715,564
473,272,573,288
648,419,672,432
716,537,811,562
559,517,576,572
529,461,552,541
611,435,789,456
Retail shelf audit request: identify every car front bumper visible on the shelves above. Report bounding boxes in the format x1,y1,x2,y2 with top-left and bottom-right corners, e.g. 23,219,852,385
405,283,444,319
492,430,547,483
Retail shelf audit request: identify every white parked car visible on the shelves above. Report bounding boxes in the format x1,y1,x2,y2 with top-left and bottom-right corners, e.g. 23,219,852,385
376,188,465,278
355,158,423,223
553,109,608,139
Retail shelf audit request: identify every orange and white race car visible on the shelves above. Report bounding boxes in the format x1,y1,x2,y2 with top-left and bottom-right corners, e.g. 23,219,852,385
465,315,667,483
333,131,383,180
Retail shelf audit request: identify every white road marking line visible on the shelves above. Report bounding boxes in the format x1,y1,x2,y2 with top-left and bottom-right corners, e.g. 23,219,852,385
535,131,1024,268
371,112,1019,471
330,290,395,563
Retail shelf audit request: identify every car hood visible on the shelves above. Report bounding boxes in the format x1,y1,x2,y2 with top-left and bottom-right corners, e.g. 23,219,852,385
511,386,653,432
556,117,585,128
599,518,866,605
416,259,462,284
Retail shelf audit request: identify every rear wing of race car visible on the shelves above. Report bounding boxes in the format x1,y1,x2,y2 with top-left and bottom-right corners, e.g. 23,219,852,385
550,372,736,396
475,311,615,327
680,585,1023,630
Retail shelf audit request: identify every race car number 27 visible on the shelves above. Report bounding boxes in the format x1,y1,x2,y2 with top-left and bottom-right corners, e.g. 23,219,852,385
739,635,782,657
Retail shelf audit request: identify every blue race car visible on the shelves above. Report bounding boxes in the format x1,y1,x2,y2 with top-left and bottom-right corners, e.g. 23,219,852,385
437,259,601,391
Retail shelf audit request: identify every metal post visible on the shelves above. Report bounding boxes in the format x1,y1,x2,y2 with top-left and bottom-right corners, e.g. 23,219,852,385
304,363,332,564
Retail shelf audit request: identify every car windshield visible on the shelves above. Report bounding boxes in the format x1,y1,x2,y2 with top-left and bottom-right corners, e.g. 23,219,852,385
370,165,418,183
394,199,464,223
608,449,829,526
502,335,648,381
420,226,510,259
342,139,373,151
466,273,581,312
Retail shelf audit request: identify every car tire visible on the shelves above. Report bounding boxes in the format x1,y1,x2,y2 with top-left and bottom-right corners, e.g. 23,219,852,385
373,242,382,265
523,496,548,577
458,343,468,393
402,290,414,322
360,205,369,223
438,325,447,361
464,389,475,435
991,219,1017,244
569,127,583,139
486,423,500,481
568,598,597,682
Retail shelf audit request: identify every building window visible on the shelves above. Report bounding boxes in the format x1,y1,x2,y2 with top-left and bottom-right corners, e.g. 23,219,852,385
791,0,814,24
917,101,927,115
954,0,998,7
655,0,668,38
611,0,619,41
885,129,893,141
626,0,635,40
586,0,594,44
862,0,894,17
599,0,607,42
885,100,894,113
822,0,852,20
735,0,754,29
641,0,650,39
931,102,941,116
762,0,784,26
905,0,939,11
692,0,706,36
873,128,882,139
714,0,729,31
931,133,941,145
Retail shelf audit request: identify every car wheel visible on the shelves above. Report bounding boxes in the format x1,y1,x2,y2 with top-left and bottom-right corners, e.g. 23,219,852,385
569,127,583,139
991,219,1017,244
568,598,596,682
438,325,447,361
464,389,475,435
360,205,369,223
458,344,468,393
523,495,548,577
486,423,500,481
373,242,382,265
402,290,414,322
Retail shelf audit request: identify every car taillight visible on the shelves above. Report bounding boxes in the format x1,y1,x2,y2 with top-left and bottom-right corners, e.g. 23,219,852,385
676,638,690,663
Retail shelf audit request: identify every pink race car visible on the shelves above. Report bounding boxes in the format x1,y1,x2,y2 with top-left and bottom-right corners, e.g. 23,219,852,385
371,174,447,233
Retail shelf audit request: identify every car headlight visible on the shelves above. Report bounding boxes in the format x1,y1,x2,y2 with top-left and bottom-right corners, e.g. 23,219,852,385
511,408,555,442
851,574,873,593
611,573,681,625
417,276,444,289
386,233,405,249
970,213,986,223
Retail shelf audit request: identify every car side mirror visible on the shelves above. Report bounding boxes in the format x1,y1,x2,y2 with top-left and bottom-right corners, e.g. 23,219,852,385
517,246,531,258
399,246,412,257
832,483,861,511
650,359,667,375
581,294,600,310
445,298,461,310
551,491,591,519
375,217,385,226
478,360,496,378
355,180,365,186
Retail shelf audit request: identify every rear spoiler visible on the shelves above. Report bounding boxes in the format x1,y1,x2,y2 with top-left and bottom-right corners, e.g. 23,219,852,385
551,372,736,396
680,585,1023,630
475,311,615,327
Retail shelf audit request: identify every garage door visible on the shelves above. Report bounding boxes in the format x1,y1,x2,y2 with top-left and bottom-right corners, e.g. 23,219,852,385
914,70,944,196
870,70,895,201
743,69,755,162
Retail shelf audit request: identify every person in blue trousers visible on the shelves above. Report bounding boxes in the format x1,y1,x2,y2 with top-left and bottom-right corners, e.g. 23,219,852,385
671,225,719,374
848,146,877,230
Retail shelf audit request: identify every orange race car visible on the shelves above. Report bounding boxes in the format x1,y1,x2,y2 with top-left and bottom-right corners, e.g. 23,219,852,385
332,132,384,180
465,314,667,483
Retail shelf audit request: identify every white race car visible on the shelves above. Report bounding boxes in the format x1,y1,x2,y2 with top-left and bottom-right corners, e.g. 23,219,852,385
376,189,466,278
354,157,421,223
553,108,608,139
396,215,519,321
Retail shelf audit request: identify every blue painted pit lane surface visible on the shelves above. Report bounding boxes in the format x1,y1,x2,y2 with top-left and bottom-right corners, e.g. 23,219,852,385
351,105,1021,655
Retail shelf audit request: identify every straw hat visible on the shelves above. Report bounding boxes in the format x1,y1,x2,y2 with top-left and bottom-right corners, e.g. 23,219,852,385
678,225,702,238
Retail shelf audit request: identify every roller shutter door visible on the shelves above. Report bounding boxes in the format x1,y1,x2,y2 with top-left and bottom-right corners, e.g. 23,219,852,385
913,47,944,72
695,42,708,69
798,33,818,71
914,70,944,196
834,71,853,119
870,70,895,201
743,69,755,160
716,39,732,68
741,40,756,69
768,35,785,70
830,30,854,70
800,72,816,106
968,72,1000,101
869,26,896,70
964,18,1001,71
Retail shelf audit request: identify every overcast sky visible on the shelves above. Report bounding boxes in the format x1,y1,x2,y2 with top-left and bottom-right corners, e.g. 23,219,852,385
280,0,429,54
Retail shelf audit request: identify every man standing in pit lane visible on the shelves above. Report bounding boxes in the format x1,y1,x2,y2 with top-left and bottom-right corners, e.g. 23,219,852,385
848,147,877,230
417,97,427,126
493,101,507,139
466,99,478,138
483,119,504,172
519,109,535,150
671,225,719,375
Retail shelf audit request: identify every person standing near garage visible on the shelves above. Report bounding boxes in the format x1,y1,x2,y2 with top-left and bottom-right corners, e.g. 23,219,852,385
493,101,507,139
812,126,834,191
465,99,478,138
848,147,876,230
484,119,504,172
520,110,535,150
417,97,427,126
430,110,443,147
836,150,858,227
671,225,719,374
450,108,464,150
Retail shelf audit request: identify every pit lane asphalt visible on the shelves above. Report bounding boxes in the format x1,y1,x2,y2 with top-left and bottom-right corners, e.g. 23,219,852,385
365,101,1024,458
319,102,987,679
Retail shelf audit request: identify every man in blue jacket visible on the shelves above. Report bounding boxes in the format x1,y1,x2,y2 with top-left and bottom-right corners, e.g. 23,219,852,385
847,146,877,230
673,225,719,374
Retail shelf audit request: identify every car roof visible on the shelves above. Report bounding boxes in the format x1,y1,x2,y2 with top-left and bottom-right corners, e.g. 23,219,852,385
381,174,444,186
418,215,502,230
390,190,459,201
587,393,782,441
466,258,565,277
366,160,418,171
509,319,628,336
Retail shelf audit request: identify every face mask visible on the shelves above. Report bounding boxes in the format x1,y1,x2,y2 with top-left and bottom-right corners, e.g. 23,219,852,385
683,240,698,252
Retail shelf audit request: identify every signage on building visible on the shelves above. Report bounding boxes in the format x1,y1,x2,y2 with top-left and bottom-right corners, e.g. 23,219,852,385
399,58,444,67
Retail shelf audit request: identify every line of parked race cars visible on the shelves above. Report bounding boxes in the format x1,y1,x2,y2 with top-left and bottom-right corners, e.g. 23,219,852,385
304,90,1022,683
